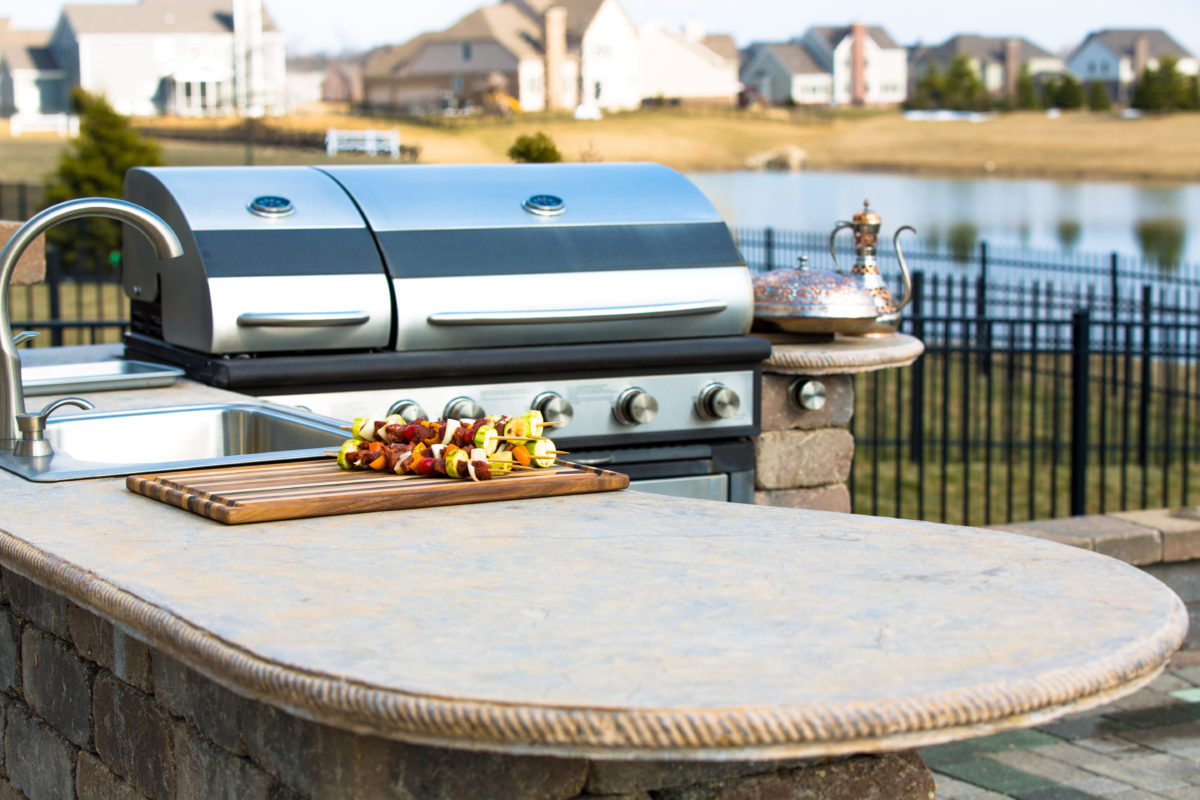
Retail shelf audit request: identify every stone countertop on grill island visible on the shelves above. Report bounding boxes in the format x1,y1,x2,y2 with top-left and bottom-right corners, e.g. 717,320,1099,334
0,365,1187,762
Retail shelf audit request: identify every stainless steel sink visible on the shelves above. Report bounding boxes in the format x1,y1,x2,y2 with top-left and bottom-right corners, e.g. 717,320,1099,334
0,403,348,482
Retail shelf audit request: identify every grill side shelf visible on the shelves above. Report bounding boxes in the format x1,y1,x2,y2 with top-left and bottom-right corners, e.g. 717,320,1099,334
126,460,629,524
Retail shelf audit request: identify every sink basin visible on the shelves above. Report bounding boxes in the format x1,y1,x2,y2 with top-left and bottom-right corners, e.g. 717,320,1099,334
0,403,349,482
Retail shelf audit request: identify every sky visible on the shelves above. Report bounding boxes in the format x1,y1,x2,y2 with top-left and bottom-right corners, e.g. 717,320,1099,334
2,0,1198,59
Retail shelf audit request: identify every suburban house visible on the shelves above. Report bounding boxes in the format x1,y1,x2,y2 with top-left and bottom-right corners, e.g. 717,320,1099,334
0,19,65,117
910,34,1063,98
739,42,831,105
363,0,639,114
1066,29,1198,104
637,20,739,105
2,0,286,119
740,24,906,106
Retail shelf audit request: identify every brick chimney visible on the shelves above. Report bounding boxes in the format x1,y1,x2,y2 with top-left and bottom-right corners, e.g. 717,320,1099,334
544,6,567,111
1004,38,1021,99
1133,33,1149,79
851,22,867,105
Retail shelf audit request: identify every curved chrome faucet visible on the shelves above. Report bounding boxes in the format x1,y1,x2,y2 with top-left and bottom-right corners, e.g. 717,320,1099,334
1,197,184,446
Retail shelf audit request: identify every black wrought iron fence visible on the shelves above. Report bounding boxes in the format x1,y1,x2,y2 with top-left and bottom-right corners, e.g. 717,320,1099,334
848,272,1200,525
7,246,127,348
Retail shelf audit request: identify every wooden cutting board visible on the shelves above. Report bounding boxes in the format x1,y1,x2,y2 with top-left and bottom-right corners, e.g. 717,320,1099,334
127,459,629,525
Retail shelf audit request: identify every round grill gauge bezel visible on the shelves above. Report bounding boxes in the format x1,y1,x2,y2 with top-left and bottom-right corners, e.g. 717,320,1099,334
248,195,296,218
521,194,566,217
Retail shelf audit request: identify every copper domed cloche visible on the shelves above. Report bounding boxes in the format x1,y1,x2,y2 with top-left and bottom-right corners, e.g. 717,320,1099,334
752,256,882,335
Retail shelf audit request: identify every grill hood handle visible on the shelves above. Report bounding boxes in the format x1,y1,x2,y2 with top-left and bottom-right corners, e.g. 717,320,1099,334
428,300,727,326
237,311,371,328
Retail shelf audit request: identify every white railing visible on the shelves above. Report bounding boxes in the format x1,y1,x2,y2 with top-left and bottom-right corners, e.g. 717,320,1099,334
324,128,401,158
9,113,80,138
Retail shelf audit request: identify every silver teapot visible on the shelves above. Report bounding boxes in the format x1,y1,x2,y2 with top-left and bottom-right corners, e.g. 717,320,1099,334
829,200,915,335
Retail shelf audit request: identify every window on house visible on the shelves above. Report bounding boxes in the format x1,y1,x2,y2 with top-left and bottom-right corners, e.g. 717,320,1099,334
453,76,463,93
462,43,472,61
1101,62,1108,74
594,81,601,100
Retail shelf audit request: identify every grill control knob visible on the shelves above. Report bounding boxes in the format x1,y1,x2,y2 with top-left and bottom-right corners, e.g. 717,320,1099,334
696,383,740,420
386,400,426,423
533,392,574,427
443,396,485,421
613,388,658,426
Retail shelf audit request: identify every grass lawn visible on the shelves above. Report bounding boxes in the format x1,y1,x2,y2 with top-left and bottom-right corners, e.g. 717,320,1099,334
2,107,1200,183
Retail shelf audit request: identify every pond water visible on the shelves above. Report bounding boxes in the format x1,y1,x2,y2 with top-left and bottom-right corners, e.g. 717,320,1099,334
686,170,1200,267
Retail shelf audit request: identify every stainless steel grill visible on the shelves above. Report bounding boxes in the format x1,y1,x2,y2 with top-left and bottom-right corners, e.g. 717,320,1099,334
122,163,769,501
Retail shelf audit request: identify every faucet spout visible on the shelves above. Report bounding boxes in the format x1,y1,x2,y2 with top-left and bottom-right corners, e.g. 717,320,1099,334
0,197,184,445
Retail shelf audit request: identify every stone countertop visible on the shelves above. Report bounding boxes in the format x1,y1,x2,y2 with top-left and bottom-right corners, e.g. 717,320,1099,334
759,332,925,375
0,358,1186,761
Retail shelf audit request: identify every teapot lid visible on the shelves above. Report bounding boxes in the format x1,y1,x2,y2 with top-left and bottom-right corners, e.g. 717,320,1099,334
852,199,881,225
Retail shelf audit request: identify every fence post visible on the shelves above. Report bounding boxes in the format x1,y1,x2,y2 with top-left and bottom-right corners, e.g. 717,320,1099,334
909,270,925,464
17,183,28,220
1139,284,1152,469
1070,309,1090,516
764,226,774,271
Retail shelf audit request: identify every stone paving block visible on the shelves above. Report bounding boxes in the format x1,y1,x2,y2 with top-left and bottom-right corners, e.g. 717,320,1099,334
921,729,1064,769
1145,562,1200,605
0,609,18,693
1115,720,1200,759
1112,509,1200,562
760,373,853,432
754,483,851,512
152,652,246,755
754,428,853,489
1011,786,1111,799
1098,688,1184,713
931,773,1012,799
987,523,1094,551
1173,665,1200,685
21,627,92,748
173,720,272,800
985,748,1098,784
77,750,147,800
94,671,176,800
5,701,76,800
933,758,1051,795
2,571,69,639
1061,750,1200,787
1035,714,1135,741
1151,673,1195,693
1107,703,1200,729
1170,687,1200,703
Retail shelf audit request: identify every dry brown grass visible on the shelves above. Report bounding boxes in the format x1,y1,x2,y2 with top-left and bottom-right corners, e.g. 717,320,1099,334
1,108,1198,183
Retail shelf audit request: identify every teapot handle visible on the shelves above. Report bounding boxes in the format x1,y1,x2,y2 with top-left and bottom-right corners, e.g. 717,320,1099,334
892,225,917,312
828,220,853,272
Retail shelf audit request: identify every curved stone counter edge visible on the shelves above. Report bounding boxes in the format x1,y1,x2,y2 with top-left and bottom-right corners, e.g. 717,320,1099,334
762,332,926,376
0,525,1185,762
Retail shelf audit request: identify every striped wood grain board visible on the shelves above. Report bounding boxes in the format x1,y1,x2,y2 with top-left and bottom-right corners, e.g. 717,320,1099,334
126,459,629,525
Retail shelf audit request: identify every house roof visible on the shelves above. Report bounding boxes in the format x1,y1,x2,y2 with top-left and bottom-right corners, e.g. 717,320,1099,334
365,0,611,79
808,25,899,51
702,34,739,63
924,34,1056,65
765,42,825,75
2,45,60,71
508,0,607,44
441,3,544,59
62,0,279,36
1078,28,1194,60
